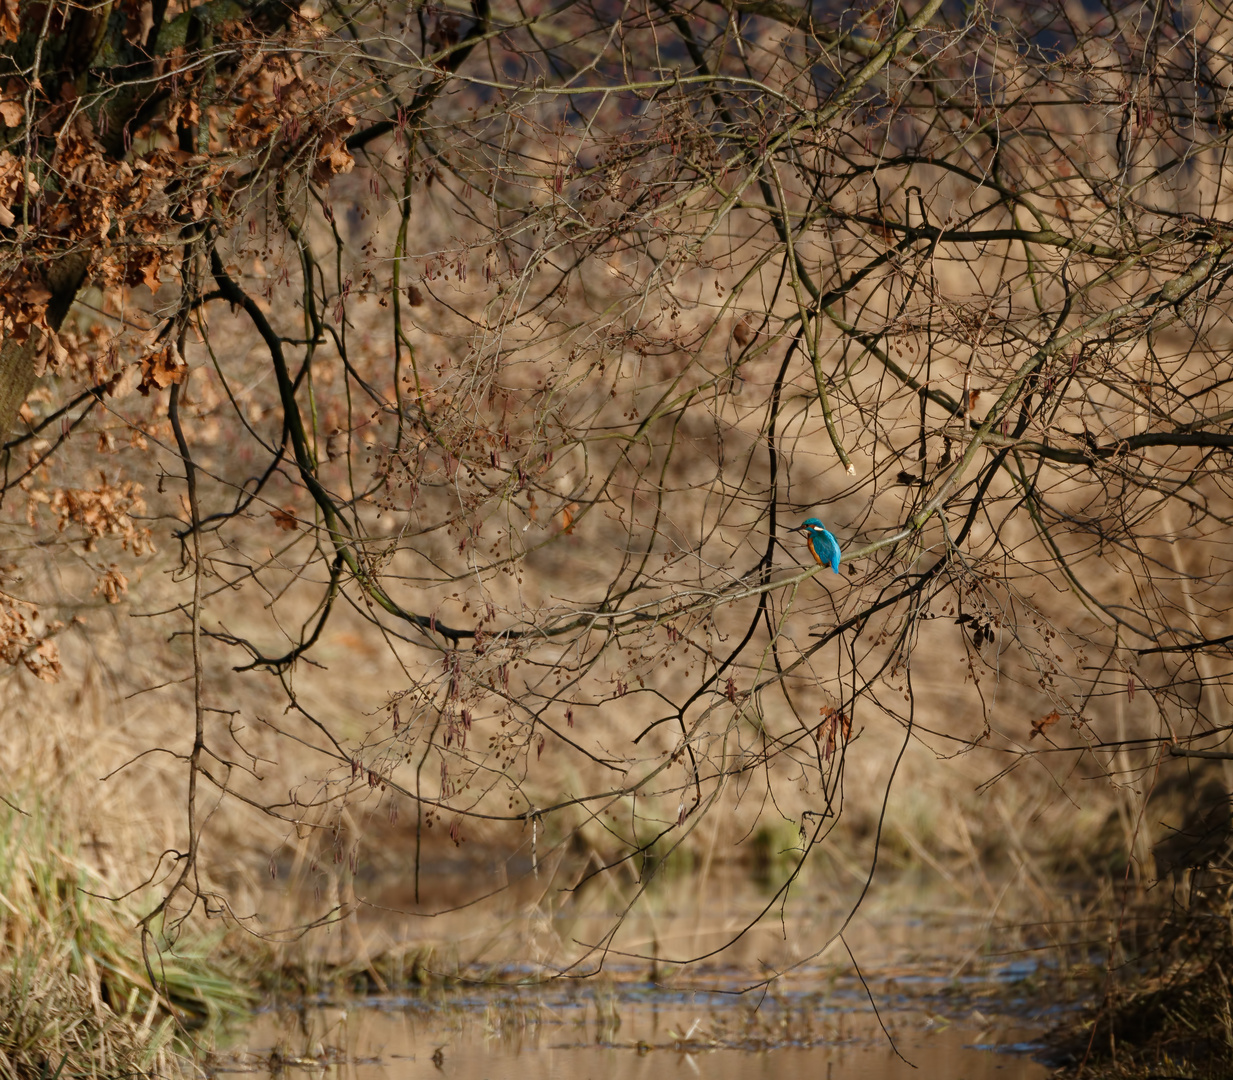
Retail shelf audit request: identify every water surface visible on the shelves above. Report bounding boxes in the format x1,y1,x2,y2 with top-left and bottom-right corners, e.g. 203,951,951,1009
224,870,1086,1079
218,951,1058,1079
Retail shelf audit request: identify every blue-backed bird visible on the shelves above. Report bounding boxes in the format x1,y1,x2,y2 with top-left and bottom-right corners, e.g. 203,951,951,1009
797,518,842,573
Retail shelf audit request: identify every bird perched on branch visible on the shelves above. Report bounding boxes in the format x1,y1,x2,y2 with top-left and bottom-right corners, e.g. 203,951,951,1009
797,518,842,573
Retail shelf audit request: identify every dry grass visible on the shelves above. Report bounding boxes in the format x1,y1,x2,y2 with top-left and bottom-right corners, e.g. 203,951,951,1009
0,538,1157,974
0,793,255,1080
0,958,182,1080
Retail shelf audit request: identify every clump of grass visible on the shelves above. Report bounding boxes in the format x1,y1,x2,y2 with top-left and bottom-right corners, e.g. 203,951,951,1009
258,944,444,998
1051,871,1233,1079
0,798,254,1079
1056,967,1233,1080
0,946,181,1080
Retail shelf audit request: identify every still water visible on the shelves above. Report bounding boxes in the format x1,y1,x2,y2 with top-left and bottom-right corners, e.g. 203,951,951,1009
220,870,1082,1079
216,953,1057,1079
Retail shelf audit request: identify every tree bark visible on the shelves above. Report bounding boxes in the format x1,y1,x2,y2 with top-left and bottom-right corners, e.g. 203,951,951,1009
0,253,87,438
0,1,295,437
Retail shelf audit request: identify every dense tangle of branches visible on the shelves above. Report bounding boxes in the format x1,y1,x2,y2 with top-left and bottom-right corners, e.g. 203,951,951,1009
2,0,1233,960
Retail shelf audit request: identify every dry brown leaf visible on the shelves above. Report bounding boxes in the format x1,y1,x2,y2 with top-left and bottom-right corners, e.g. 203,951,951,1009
138,345,186,395
314,118,357,182
93,563,129,604
817,706,851,762
47,479,152,554
270,507,299,531
24,638,61,683
0,1,18,44
1030,710,1061,740
141,259,160,292
128,248,162,292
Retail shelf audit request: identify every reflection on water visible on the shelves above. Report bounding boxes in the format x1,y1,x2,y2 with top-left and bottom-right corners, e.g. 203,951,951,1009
230,868,1088,1080
216,956,1057,1080
219,991,1049,1080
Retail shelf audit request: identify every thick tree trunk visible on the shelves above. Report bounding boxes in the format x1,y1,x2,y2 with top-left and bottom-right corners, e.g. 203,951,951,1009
0,253,87,438
0,1,294,438
0,338,39,441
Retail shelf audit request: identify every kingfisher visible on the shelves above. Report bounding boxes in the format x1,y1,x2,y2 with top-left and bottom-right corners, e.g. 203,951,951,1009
797,518,842,573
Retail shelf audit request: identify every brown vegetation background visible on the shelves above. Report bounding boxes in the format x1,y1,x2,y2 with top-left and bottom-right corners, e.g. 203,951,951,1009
1,0,1231,989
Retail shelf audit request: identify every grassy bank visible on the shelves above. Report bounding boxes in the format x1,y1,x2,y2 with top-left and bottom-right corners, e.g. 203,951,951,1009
1048,879,1233,1080
0,799,252,1080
